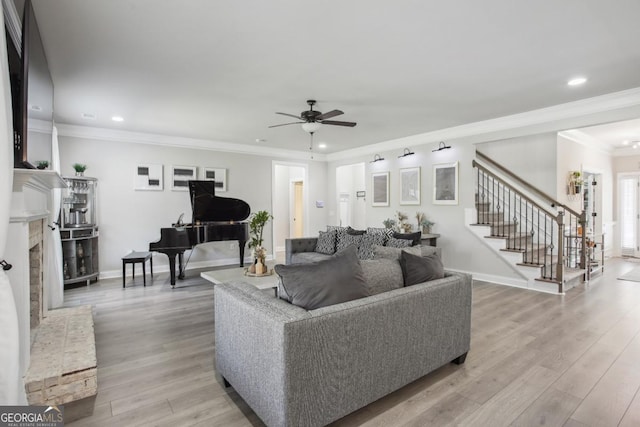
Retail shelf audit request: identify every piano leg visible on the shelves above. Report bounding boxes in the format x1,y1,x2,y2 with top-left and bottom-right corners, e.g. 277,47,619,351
178,252,185,280
167,253,178,288
239,239,246,267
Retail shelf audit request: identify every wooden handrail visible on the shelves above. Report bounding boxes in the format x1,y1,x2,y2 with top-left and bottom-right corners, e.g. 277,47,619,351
475,151,581,217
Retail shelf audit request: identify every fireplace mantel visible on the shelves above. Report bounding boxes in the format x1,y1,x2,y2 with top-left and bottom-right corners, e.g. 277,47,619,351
13,169,67,193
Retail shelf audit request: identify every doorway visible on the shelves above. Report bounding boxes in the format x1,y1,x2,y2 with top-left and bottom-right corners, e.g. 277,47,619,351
620,174,640,257
291,181,304,238
272,162,307,257
335,163,366,228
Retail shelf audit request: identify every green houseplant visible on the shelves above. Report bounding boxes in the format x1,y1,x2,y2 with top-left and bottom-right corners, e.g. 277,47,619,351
36,160,49,170
72,163,87,176
247,210,273,275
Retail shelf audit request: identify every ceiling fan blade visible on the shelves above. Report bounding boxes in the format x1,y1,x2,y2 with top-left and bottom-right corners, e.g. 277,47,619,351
319,120,357,127
316,109,343,120
268,121,304,128
276,112,303,120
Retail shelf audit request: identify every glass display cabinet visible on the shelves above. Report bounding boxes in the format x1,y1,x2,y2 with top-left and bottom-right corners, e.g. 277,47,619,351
60,176,99,286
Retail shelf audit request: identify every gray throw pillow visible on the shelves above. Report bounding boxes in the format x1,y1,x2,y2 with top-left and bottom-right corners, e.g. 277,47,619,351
346,226,366,235
373,244,421,260
399,251,444,286
360,259,404,294
274,245,370,310
315,229,337,255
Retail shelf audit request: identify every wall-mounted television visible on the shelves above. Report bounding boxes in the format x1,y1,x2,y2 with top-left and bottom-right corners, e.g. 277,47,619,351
5,0,54,168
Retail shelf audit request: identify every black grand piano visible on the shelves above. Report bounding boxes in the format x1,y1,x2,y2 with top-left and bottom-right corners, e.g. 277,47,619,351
149,180,250,287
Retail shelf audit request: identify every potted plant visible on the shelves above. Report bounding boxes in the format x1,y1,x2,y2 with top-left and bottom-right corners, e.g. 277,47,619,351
248,210,273,274
73,163,87,176
36,160,49,170
416,212,435,234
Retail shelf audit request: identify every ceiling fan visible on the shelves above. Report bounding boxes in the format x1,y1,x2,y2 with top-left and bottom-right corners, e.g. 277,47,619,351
269,100,357,133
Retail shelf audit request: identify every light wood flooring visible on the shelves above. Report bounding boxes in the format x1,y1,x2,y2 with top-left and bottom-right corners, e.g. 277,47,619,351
64,258,640,427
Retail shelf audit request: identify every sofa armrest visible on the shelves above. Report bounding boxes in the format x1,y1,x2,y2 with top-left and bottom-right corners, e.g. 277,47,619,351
214,281,310,427
285,237,318,264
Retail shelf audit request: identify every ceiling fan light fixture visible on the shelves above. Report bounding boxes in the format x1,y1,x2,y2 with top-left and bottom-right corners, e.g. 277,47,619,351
302,122,322,133
432,141,452,152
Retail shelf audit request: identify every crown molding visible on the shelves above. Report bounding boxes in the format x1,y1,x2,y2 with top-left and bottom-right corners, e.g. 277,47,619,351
2,0,21,55
55,123,327,162
558,129,614,155
327,86,640,162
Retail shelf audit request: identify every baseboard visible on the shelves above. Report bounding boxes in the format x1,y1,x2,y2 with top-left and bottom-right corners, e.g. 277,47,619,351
445,267,529,289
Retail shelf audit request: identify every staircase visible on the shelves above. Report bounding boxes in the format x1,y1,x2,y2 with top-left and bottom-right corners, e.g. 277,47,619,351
469,152,587,294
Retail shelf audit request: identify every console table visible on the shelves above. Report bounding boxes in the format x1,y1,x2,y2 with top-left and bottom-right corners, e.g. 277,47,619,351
421,233,440,247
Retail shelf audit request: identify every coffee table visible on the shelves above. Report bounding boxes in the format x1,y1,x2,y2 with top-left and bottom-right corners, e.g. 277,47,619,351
201,266,279,290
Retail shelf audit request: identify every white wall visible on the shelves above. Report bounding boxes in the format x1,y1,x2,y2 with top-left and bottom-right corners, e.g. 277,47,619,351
335,163,366,229
58,135,327,277
476,133,558,196
328,140,519,282
556,134,614,252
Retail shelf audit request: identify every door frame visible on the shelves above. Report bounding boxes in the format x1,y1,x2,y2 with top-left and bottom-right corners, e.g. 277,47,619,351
272,161,308,257
618,172,640,257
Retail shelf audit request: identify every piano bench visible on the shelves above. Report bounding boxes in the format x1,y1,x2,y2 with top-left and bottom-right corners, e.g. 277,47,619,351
122,251,153,288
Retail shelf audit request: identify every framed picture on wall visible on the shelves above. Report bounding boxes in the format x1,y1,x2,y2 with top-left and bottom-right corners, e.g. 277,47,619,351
433,161,458,205
400,167,420,205
201,167,227,192
372,171,390,207
171,165,197,191
134,163,163,191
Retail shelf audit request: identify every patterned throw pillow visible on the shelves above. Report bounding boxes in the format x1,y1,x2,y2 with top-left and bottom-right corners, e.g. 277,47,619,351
386,237,413,248
315,229,337,255
367,227,393,245
358,233,387,260
337,233,364,253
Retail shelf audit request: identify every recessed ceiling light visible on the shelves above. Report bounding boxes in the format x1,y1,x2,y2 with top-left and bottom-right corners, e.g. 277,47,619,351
623,140,630,145
318,143,327,149
568,77,587,86
255,138,266,143
81,112,97,120
111,116,124,122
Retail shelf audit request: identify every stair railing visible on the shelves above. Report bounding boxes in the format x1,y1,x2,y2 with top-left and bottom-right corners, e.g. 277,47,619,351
473,152,587,292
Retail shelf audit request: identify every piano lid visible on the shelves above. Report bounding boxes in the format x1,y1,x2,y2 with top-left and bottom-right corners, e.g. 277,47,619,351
189,180,251,223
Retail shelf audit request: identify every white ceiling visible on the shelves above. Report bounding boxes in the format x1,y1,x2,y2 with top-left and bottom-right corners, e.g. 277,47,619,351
29,0,640,154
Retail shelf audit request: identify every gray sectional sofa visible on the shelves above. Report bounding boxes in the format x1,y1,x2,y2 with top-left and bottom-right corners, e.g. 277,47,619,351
214,249,471,427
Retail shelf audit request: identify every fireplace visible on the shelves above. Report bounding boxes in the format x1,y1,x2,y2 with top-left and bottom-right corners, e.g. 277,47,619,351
29,219,44,329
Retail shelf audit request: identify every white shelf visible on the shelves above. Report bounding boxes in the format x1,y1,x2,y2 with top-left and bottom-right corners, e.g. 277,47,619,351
13,169,67,192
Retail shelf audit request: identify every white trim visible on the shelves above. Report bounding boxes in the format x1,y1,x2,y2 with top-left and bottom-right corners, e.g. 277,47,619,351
327,86,640,161
271,160,309,257
56,123,328,161
558,130,614,155
2,0,21,56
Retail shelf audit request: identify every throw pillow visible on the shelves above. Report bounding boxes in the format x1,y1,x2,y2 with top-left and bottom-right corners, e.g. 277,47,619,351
337,232,364,253
373,244,421,260
399,251,444,286
366,227,393,246
392,231,422,246
346,226,366,235
358,232,386,260
360,259,404,294
385,237,412,248
274,245,370,310
315,229,337,255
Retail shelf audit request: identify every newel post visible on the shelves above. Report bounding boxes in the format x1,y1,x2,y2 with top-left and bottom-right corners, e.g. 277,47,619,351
556,211,565,292
579,210,588,270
